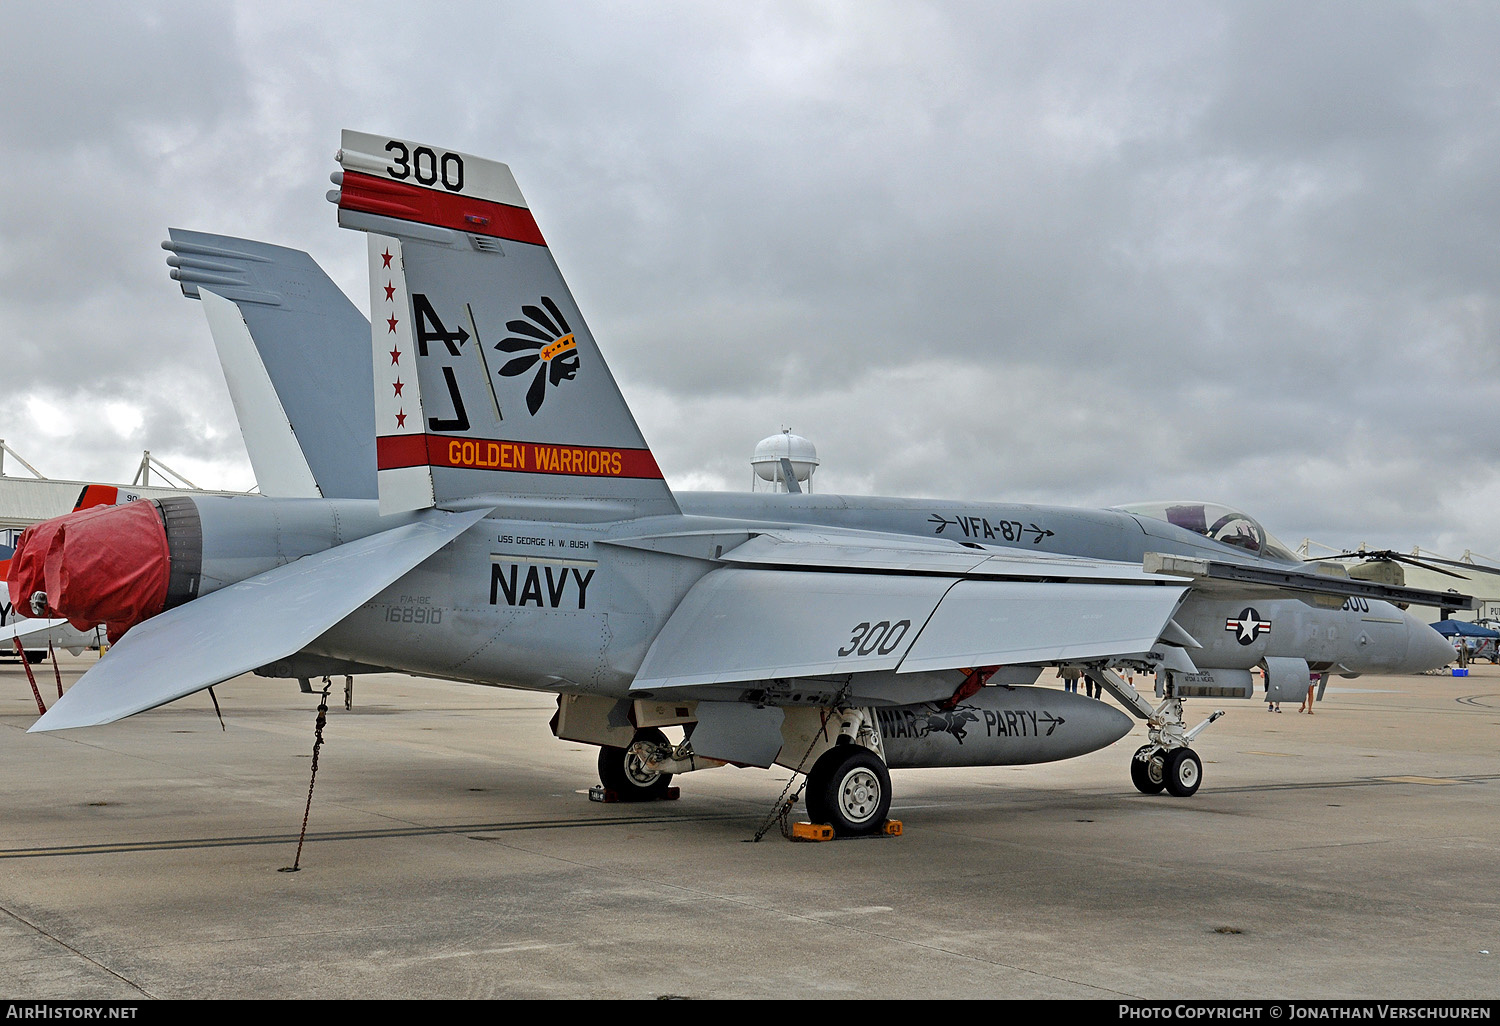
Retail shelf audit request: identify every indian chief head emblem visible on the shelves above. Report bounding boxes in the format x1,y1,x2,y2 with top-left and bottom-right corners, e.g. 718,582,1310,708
495,297,581,415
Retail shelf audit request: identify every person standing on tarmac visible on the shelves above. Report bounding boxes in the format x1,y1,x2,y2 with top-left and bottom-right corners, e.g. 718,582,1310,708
1299,674,1318,715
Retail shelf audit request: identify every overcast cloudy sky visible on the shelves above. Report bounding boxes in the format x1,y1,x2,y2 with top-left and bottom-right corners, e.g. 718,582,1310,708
2,1,1496,560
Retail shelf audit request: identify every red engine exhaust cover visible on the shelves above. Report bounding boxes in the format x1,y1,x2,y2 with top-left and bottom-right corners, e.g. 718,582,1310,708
6,501,171,641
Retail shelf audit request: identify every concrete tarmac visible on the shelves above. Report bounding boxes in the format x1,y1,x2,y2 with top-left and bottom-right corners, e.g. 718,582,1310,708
1,652,1496,1001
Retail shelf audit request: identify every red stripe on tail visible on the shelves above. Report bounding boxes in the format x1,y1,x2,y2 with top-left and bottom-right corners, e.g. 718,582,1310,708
339,172,545,246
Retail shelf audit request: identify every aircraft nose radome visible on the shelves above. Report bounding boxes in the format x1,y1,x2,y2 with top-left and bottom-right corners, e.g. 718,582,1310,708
1406,616,1456,672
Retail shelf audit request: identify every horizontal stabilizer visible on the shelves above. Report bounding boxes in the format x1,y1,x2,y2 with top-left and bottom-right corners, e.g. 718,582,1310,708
1,617,79,647
29,508,490,731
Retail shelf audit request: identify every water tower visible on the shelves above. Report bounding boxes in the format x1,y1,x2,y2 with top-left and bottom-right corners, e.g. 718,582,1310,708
750,429,819,493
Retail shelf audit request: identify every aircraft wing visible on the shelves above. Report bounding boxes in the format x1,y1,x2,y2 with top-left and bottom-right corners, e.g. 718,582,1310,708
29,508,490,732
629,530,1189,694
1143,553,1478,611
719,529,1157,581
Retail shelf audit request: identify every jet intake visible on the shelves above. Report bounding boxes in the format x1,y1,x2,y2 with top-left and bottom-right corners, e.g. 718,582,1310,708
1261,656,1313,703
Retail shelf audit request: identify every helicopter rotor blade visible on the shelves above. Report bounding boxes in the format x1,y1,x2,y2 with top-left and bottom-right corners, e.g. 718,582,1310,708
1305,551,1472,580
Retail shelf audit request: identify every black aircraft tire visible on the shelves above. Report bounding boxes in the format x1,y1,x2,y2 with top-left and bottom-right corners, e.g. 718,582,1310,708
597,727,673,801
1130,746,1167,794
805,745,891,836
1163,748,1203,798
803,738,854,825
803,757,832,826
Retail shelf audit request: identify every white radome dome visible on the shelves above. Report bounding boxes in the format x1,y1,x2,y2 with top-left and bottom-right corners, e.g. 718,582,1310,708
751,430,819,487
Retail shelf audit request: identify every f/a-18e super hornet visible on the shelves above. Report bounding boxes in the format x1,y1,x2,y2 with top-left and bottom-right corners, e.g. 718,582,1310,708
3,132,1467,837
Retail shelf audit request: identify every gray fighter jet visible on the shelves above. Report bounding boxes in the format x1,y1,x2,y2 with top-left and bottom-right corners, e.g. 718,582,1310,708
3,132,1467,837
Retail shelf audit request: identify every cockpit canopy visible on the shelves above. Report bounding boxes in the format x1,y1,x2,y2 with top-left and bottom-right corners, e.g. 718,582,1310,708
1111,501,1302,563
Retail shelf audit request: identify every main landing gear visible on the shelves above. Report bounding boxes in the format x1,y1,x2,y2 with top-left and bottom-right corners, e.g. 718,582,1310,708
804,743,892,836
597,727,675,801
589,707,899,840
1085,666,1222,799
792,706,901,840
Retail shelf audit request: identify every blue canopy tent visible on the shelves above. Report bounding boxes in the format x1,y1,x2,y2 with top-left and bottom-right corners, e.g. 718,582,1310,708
1429,620,1500,638
1431,619,1500,665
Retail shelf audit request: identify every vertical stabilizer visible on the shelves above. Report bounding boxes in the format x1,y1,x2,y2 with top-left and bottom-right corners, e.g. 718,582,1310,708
330,130,677,518
197,290,322,498
164,230,376,499
367,234,436,514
